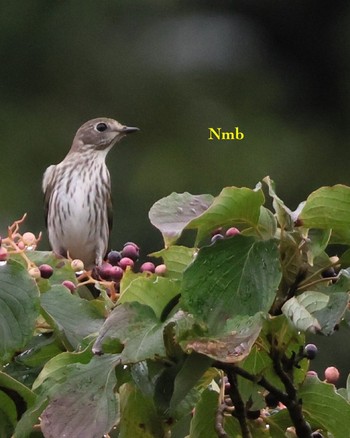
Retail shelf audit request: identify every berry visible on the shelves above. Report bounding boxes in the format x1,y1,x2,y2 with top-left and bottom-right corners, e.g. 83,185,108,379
211,234,224,244
107,250,122,266
307,370,318,378
324,366,340,384
28,267,41,279
140,262,156,273
119,257,134,270
265,392,279,408
71,259,84,272
22,232,36,246
62,280,76,292
39,264,54,279
321,267,336,278
0,246,8,261
97,263,114,280
109,266,124,282
155,264,167,276
17,241,25,250
247,410,260,420
121,244,139,261
211,227,223,236
304,344,318,360
226,227,240,237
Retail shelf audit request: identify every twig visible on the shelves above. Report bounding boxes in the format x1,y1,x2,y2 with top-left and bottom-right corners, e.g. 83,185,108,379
215,403,229,438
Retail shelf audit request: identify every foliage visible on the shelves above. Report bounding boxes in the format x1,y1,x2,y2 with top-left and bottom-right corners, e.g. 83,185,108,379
1,177,350,438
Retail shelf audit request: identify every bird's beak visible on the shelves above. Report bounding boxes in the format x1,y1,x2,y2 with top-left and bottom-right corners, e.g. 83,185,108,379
120,126,140,134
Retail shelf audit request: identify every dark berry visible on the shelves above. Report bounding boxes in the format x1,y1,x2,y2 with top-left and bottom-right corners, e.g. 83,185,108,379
211,234,224,244
107,250,122,266
140,262,156,273
321,267,336,278
97,263,114,280
226,227,240,237
121,244,139,261
62,280,76,292
324,366,340,384
119,257,134,270
123,241,140,250
247,410,260,420
39,264,54,279
265,392,279,408
304,344,318,360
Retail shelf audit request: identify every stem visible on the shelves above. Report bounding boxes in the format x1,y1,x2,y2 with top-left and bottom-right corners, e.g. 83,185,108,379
215,404,229,438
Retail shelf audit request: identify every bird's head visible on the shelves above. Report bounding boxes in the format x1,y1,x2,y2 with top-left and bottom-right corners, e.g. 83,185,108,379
70,118,139,153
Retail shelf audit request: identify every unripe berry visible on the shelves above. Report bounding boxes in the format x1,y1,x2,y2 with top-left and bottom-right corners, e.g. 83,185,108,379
22,232,36,246
107,250,122,266
39,264,53,279
304,344,318,360
324,366,340,384
155,264,167,276
226,227,240,237
17,241,25,250
211,234,224,244
140,262,156,273
119,257,134,270
71,259,84,272
0,246,8,261
62,280,76,292
121,244,139,261
28,267,41,279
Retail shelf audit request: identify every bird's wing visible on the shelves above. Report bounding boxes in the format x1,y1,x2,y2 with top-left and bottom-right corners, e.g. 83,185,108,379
107,192,113,233
42,165,56,227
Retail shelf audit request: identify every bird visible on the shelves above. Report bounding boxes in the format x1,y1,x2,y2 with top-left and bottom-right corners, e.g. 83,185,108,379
42,117,139,269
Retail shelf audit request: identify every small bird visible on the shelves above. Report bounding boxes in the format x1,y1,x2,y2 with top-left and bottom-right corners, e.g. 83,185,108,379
43,117,139,269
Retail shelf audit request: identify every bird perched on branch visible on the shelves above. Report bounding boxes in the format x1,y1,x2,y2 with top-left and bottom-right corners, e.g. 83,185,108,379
43,117,139,269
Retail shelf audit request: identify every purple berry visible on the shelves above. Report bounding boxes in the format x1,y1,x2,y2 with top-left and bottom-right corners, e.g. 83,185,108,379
119,257,134,270
121,244,139,261
304,344,318,360
226,227,240,237
62,280,76,292
39,264,54,279
211,234,224,244
107,250,122,266
140,262,156,273
110,266,124,282
97,263,114,280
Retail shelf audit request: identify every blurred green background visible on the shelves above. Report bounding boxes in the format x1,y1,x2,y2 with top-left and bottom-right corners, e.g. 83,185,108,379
1,1,350,383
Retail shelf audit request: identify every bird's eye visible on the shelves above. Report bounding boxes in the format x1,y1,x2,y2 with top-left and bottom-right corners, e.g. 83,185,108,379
96,122,108,132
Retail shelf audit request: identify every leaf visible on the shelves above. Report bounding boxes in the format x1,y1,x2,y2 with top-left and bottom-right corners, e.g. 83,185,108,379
181,235,281,329
119,382,164,438
38,353,120,438
0,260,40,363
263,176,294,229
149,192,214,246
306,228,332,265
119,275,180,319
282,295,322,333
92,302,167,362
300,376,350,437
256,206,277,239
299,185,350,230
150,245,196,280
40,285,106,349
188,186,265,244
0,391,16,436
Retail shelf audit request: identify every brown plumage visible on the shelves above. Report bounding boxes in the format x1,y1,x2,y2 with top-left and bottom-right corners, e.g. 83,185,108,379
42,117,138,269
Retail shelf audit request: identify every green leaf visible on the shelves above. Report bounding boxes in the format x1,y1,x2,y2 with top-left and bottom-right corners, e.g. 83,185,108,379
188,186,265,244
300,376,350,437
0,260,40,363
282,295,322,333
40,285,106,349
263,176,294,229
0,391,16,436
119,275,180,319
299,185,350,230
256,206,277,240
92,302,167,362
37,353,120,438
15,333,63,368
181,236,281,328
149,192,214,246
119,382,164,438
151,245,196,280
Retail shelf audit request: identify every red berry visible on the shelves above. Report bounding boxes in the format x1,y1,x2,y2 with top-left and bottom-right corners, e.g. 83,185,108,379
140,262,155,273
0,246,8,261
155,264,167,276
226,227,240,237
62,280,76,292
121,244,139,261
119,257,134,270
39,264,54,279
97,263,114,280
324,366,340,384
110,266,124,282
